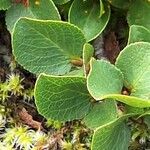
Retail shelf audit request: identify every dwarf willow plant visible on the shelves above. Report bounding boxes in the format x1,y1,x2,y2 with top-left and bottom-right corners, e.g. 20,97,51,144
1,0,150,149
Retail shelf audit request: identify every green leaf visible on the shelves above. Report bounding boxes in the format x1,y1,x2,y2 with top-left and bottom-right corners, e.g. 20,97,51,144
65,68,84,77
144,115,150,129
138,110,150,118
34,74,92,122
69,0,110,42
127,0,150,30
6,0,60,32
125,105,144,115
83,43,94,76
128,25,150,44
83,44,94,68
102,94,150,108
116,42,150,100
12,18,86,75
99,0,105,17
0,0,11,10
91,116,131,150
87,58,123,100
87,53,150,108
52,0,71,5
83,100,118,129
108,0,131,9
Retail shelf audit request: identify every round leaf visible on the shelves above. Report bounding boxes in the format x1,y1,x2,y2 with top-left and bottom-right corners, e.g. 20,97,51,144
0,0,11,10
12,18,86,75
116,42,150,100
127,0,150,30
69,0,110,42
83,100,118,129
91,118,131,150
87,58,123,100
6,0,60,32
34,74,92,122
128,25,150,44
